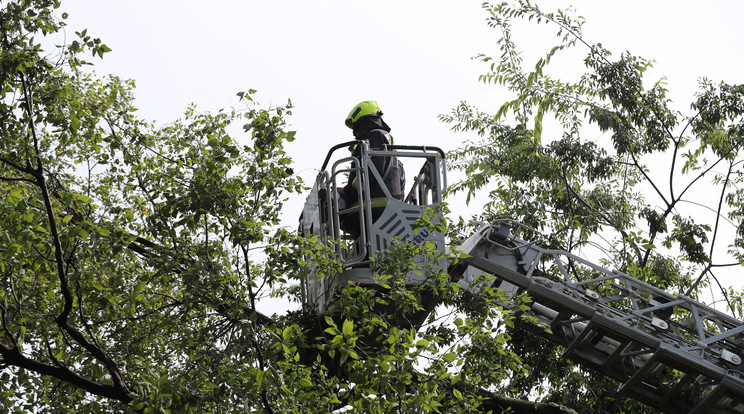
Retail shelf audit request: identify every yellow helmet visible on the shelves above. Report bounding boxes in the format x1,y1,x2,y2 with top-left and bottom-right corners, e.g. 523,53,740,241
345,101,382,129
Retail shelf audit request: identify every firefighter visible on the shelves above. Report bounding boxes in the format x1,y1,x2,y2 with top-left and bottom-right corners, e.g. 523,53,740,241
338,100,404,238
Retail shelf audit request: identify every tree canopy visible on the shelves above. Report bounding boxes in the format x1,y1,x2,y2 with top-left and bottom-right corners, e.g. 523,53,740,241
443,0,744,411
1,0,742,413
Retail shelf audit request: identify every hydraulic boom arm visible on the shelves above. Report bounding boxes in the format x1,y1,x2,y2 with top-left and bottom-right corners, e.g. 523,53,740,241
456,221,744,414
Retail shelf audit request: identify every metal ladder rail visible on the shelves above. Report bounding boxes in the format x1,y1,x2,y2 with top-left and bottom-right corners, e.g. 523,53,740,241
456,224,744,413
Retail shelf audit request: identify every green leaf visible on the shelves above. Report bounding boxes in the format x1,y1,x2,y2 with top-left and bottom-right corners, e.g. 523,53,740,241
342,319,353,336
442,352,457,363
76,194,94,204
6,188,23,205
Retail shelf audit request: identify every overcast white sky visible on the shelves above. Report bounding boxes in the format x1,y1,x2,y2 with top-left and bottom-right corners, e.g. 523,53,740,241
61,1,744,169
58,1,744,305
61,0,744,166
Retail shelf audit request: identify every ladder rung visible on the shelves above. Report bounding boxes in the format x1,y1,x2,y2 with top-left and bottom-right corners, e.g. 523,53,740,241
601,338,631,369
658,373,696,406
617,352,660,396
550,309,574,333
689,382,726,414
561,321,596,357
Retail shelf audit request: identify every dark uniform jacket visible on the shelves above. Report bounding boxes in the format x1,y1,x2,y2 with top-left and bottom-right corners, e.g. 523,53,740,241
342,128,403,205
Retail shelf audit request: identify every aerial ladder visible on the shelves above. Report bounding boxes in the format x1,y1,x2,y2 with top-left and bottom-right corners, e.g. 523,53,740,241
299,140,744,413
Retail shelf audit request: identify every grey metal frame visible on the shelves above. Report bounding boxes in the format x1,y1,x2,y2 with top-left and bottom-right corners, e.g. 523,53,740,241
457,221,744,413
300,141,447,313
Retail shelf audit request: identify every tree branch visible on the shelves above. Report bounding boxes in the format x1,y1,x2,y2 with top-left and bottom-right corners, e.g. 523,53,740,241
0,341,132,403
562,172,642,262
18,63,133,402
413,370,579,414
686,160,735,297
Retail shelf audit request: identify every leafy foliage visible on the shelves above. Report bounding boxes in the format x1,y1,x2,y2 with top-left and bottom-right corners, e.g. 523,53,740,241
0,1,582,413
7,1,741,413
0,1,305,411
442,0,744,411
